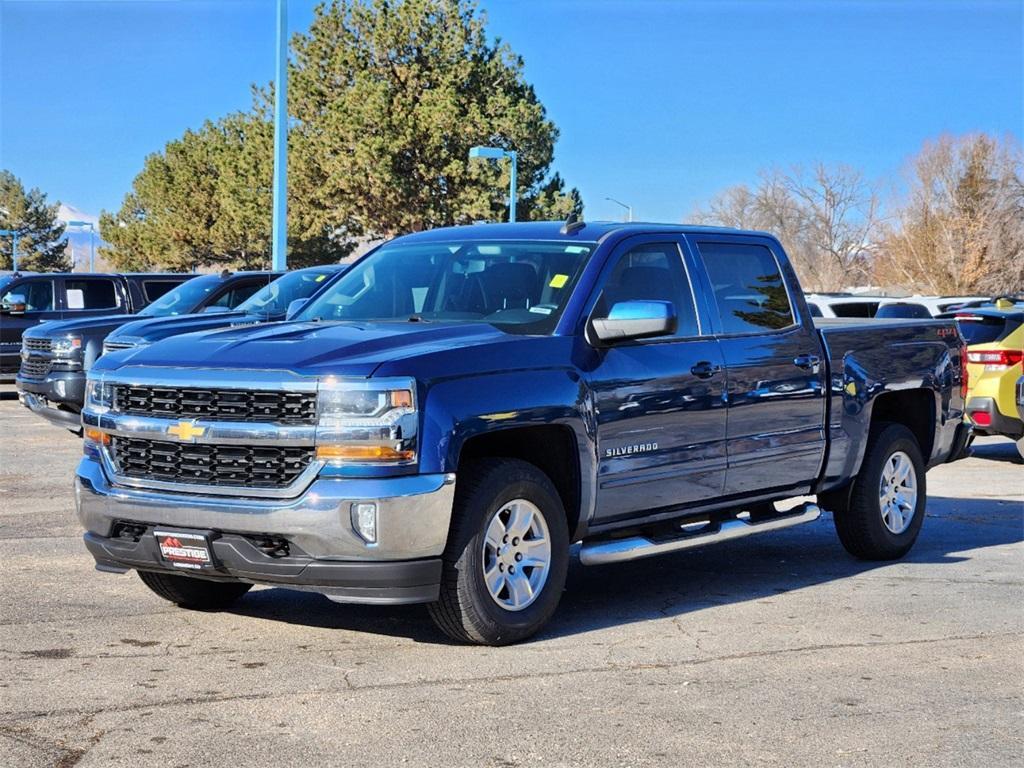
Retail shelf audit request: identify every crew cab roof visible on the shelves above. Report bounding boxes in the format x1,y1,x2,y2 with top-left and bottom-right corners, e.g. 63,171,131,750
392,221,773,245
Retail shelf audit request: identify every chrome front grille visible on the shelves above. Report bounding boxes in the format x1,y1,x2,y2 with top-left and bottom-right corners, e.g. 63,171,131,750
109,437,315,489
23,338,52,352
111,385,317,425
19,357,51,378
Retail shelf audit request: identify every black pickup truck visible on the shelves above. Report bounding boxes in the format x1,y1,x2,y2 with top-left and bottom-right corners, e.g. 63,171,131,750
77,221,970,645
0,271,188,381
17,271,275,429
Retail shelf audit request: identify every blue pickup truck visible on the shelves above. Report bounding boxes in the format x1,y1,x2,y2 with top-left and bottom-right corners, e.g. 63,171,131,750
76,221,970,645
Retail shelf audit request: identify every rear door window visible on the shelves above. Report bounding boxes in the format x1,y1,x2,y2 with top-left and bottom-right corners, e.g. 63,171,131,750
696,242,795,334
65,278,119,310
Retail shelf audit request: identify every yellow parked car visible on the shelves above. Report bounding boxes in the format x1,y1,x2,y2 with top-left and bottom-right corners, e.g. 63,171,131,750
951,299,1024,458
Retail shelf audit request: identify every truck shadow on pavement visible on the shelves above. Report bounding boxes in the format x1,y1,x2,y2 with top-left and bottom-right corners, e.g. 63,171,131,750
970,438,1023,465
227,491,1023,644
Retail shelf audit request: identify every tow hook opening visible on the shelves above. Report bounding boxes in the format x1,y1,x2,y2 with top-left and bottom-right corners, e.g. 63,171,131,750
249,535,291,558
112,522,147,542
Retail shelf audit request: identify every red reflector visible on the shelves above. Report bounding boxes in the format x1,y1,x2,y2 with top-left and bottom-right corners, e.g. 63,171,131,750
969,410,992,427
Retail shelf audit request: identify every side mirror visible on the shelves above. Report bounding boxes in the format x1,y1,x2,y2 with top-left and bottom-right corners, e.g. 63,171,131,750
591,300,677,345
202,305,231,314
1,293,27,315
285,298,309,320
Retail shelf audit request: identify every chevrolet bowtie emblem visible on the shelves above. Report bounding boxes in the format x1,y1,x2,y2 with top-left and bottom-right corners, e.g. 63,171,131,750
167,421,205,441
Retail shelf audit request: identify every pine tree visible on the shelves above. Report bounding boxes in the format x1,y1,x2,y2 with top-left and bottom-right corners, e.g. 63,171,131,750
100,0,583,270
0,170,70,272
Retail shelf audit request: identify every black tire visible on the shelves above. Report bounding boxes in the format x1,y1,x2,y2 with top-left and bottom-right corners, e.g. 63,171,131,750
827,422,927,561
428,458,570,646
138,570,252,609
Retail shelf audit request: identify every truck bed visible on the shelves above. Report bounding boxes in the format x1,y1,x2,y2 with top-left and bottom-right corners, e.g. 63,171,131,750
814,314,965,491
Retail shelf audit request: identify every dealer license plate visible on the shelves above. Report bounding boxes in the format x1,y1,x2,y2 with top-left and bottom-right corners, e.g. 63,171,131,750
154,530,213,570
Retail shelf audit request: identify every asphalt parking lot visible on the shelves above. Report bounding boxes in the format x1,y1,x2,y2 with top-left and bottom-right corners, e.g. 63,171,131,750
0,389,1021,767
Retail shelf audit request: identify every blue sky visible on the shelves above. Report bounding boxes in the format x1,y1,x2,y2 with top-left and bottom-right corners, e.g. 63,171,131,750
1,0,1021,224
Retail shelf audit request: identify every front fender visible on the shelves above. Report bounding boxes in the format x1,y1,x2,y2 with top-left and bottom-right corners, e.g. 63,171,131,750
419,368,597,527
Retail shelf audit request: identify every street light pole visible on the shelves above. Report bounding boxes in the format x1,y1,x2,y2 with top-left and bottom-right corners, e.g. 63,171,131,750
271,0,288,270
469,146,518,222
605,196,633,222
0,229,20,271
67,221,96,271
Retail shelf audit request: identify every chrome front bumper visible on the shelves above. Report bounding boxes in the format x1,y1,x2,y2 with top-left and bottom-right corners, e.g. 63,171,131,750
19,391,83,430
75,457,456,561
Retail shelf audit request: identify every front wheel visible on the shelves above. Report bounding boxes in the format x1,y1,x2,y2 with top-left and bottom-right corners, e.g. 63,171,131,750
428,458,569,645
827,422,927,561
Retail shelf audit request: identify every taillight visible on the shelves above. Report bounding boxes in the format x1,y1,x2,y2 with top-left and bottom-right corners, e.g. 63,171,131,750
960,344,969,398
966,349,1024,368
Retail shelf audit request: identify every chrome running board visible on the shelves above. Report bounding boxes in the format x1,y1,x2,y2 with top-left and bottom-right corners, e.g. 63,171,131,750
579,503,821,566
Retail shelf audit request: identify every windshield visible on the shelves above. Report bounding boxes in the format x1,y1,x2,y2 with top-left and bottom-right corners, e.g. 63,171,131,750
0,275,14,295
296,240,595,334
237,268,337,316
137,274,222,317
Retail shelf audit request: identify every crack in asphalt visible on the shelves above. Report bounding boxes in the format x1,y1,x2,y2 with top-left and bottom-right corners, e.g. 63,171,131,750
1,630,1018,724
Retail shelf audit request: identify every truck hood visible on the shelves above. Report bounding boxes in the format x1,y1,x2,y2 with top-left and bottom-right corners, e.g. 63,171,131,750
107,310,253,344
97,320,520,378
25,313,135,340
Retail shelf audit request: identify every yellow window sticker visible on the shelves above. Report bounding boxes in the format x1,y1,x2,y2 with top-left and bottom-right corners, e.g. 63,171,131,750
549,274,569,289
315,274,327,282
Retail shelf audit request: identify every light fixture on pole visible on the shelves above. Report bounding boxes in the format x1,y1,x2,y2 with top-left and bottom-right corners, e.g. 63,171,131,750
0,229,20,271
605,196,633,222
67,220,96,271
469,146,518,222
271,0,288,270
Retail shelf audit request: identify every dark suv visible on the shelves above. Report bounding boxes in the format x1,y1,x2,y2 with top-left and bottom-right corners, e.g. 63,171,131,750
0,271,188,381
16,271,276,429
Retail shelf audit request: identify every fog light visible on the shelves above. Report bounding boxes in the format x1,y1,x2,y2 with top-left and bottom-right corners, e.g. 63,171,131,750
350,502,378,544
54,380,66,398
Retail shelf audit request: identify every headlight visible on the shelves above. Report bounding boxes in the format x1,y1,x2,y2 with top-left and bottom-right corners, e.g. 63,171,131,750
52,336,82,358
315,377,417,464
85,378,114,413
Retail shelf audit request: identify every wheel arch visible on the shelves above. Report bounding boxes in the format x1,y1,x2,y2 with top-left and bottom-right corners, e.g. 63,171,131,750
457,424,586,542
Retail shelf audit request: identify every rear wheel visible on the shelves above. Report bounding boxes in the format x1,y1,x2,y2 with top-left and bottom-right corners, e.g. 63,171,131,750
138,570,252,609
428,458,569,645
825,422,927,560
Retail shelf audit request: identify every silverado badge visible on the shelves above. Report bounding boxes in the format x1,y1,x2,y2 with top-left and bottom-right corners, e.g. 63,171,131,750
166,420,205,442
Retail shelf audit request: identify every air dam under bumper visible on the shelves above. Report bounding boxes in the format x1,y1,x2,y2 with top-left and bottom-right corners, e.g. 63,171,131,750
75,457,456,604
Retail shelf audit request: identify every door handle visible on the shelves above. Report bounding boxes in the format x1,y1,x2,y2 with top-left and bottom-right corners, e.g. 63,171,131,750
793,354,821,371
691,361,721,379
